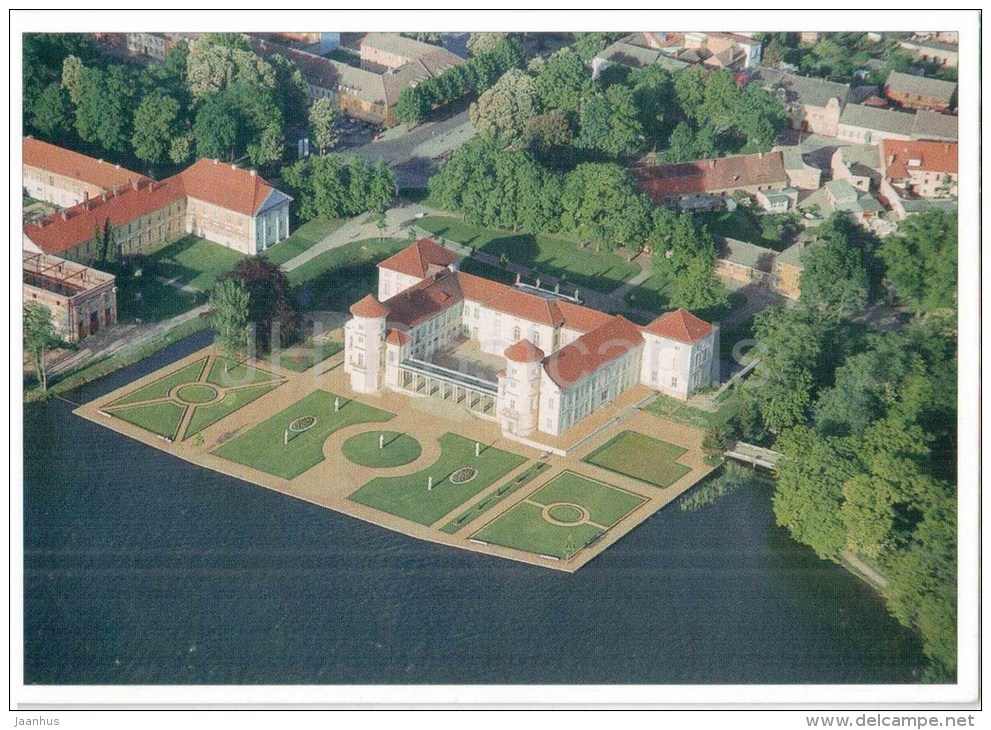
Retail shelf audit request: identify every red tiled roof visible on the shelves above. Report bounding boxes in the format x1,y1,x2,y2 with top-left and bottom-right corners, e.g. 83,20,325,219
349,294,390,318
543,315,644,390
881,139,958,180
632,151,788,203
23,177,186,255
23,137,147,191
485,288,565,327
381,271,463,327
385,328,410,345
177,158,280,216
643,309,715,343
455,271,510,302
377,239,460,278
557,300,614,333
504,339,545,363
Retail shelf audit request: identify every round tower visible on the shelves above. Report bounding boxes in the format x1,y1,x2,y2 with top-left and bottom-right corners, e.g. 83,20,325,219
345,294,389,394
500,339,545,437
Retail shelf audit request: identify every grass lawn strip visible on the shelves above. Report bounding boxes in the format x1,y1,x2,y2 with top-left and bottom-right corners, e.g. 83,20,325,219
106,358,208,407
472,501,604,560
342,431,422,468
206,358,284,388
440,461,550,534
213,390,394,479
528,471,646,527
261,218,345,266
265,340,343,373
184,383,282,439
176,383,220,404
416,216,639,294
583,430,691,489
147,236,246,291
110,400,187,440
348,434,527,526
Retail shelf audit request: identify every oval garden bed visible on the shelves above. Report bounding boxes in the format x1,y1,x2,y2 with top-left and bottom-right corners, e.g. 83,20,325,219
342,431,422,468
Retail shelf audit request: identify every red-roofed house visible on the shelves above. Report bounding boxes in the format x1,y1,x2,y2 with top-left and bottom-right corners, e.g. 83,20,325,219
880,139,958,199
23,137,148,209
377,238,461,299
344,240,719,439
23,141,292,260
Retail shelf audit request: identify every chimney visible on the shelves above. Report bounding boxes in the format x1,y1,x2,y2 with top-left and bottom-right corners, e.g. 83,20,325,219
231,163,237,170
131,178,140,191
214,158,219,164
83,191,89,203
60,210,68,221
250,170,257,177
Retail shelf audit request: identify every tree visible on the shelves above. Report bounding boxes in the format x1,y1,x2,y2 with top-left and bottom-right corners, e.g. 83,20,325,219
534,48,595,115
879,209,957,314
560,163,651,254
702,424,732,458
71,66,104,144
280,155,395,221
268,52,309,129
467,32,508,56
574,84,643,157
169,132,194,165
186,43,275,100
698,70,741,133
211,277,250,364
29,82,70,139
219,258,299,352
60,54,86,106
132,91,182,164
800,236,869,317
24,302,57,394
629,65,676,144
670,256,728,312
308,97,340,154
672,65,706,120
401,32,443,45
469,68,541,147
574,32,625,61
736,82,787,151
367,161,396,213
193,95,239,160
525,108,573,155
395,86,431,125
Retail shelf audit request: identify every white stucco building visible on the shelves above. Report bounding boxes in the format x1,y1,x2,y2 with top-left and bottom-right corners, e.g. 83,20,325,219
344,240,720,440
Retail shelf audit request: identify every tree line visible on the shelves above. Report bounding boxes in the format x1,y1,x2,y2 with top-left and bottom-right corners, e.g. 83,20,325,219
715,209,958,681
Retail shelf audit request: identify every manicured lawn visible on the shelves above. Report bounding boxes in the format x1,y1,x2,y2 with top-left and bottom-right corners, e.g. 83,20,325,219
625,271,674,314
262,218,345,266
213,390,394,479
107,358,208,406
109,400,187,440
472,471,645,559
265,339,343,372
348,434,527,526
146,236,246,292
175,383,218,404
528,471,646,526
289,237,410,311
583,431,691,489
416,216,640,294
116,273,200,323
184,382,282,438
473,501,604,559
440,460,550,534
646,390,744,430
206,357,284,388
342,431,422,468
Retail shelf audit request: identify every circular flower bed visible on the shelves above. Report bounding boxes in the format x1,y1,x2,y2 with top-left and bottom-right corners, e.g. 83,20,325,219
175,383,220,405
547,503,586,525
449,467,479,484
289,416,317,433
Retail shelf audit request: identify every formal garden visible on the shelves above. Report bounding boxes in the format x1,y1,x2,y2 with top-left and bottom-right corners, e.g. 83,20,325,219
582,430,691,488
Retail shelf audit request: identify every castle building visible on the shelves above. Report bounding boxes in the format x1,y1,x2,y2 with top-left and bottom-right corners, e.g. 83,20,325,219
344,240,719,439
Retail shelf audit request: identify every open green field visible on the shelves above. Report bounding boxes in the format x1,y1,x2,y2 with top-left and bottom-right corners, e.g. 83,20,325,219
109,400,187,440
342,431,422,468
288,237,410,311
624,271,675,314
348,434,527,526
206,357,284,388
116,273,200,323
262,218,345,266
440,461,550,534
213,390,394,479
646,390,744,430
416,216,639,294
108,358,208,406
472,471,645,559
185,382,282,438
265,339,343,373
583,430,691,489
146,236,246,292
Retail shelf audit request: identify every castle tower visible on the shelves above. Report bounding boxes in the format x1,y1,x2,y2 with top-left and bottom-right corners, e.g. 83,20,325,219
344,294,389,394
499,339,545,437
383,328,411,390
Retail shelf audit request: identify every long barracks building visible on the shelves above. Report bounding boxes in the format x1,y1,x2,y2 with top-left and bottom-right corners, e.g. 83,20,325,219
345,240,719,439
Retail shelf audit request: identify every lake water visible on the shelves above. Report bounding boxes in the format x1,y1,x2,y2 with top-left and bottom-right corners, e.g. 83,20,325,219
23,332,923,684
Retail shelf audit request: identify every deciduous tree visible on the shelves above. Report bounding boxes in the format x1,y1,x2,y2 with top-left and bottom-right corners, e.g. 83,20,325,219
24,302,57,394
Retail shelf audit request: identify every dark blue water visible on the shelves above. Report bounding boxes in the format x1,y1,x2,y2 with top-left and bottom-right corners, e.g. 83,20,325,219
23,333,923,684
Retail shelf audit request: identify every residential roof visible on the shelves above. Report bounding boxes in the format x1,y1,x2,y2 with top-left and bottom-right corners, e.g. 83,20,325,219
839,104,917,136
885,70,957,104
543,315,644,390
23,137,147,191
382,271,463,327
178,159,288,216
504,339,545,363
350,293,390,318
557,300,614,333
881,139,958,180
360,33,463,66
757,68,851,108
912,110,958,141
632,151,788,203
598,41,662,69
485,287,565,327
23,177,185,255
781,148,809,171
456,271,512,303
385,328,410,346
839,144,882,170
899,197,958,215
643,309,715,344
377,238,460,278
825,179,884,214
775,241,806,268
717,236,777,272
